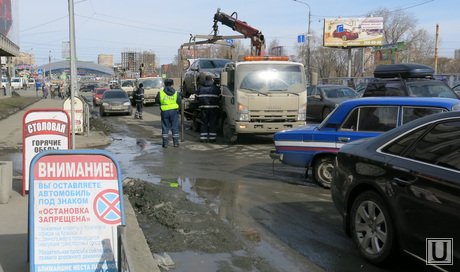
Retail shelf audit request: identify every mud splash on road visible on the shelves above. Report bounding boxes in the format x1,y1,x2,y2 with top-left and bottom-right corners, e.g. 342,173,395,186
123,177,271,271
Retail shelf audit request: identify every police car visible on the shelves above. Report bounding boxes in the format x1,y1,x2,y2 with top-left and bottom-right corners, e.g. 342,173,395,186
271,97,460,188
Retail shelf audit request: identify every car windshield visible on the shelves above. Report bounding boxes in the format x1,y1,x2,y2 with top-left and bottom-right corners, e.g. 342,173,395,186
238,64,305,93
200,59,231,69
96,89,107,95
321,87,359,98
104,91,127,99
122,80,134,87
406,81,458,99
138,78,163,88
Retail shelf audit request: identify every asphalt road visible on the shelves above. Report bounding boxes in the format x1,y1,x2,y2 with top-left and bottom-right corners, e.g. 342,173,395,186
87,96,433,272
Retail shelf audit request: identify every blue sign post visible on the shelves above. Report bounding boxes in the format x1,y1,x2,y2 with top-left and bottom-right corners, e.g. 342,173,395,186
226,39,234,47
298,35,305,43
29,150,125,272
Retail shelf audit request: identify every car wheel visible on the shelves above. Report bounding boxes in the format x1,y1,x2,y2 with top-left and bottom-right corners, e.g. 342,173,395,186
350,191,396,265
313,156,334,188
342,35,347,41
100,108,105,117
222,117,237,144
322,107,332,120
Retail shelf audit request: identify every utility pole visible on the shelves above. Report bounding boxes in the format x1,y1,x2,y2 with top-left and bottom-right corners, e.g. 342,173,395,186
293,0,311,81
48,51,51,82
434,24,439,74
68,0,77,149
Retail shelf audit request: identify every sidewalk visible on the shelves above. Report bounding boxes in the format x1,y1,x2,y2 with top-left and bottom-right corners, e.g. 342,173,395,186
0,91,158,272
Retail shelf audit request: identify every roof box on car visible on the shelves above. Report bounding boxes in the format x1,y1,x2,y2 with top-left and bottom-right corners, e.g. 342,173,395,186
374,63,434,78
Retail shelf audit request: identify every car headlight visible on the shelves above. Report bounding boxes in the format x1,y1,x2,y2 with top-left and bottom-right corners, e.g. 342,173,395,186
102,102,109,106
123,102,131,106
238,103,249,121
298,103,306,120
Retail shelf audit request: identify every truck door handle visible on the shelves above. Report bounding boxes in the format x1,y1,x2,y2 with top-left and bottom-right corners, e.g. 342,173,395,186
394,177,412,186
338,137,350,142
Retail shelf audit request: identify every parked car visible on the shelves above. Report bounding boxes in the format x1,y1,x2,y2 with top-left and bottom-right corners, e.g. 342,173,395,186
332,29,359,41
307,85,359,120
182,58,232,97
80,83,99,93
362,63,459,99
453,83,460,96
93,87,109,106
271,97,460,188
99,89,132,116
354,82,368,96
331,110,460,268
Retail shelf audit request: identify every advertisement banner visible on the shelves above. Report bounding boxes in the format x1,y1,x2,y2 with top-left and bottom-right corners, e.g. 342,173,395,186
29,150,125,272
323,17,383,47
23,109,70,195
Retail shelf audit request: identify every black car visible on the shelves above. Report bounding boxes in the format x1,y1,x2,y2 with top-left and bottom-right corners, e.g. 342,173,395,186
182,58,232,97
307,85,359,120
362,63,459,99
331,111,460,269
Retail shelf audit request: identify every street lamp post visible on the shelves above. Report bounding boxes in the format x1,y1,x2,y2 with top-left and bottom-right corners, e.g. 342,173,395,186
293,0,311,81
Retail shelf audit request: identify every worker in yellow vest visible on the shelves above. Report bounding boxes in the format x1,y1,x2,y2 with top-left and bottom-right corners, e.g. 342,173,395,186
155,78,182,147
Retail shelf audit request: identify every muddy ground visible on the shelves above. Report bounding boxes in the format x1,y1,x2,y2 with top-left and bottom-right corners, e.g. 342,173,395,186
122,177,272,271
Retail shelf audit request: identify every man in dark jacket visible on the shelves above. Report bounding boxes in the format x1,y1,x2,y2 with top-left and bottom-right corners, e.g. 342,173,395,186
134,83,145,119
155,79,182,147
196,75,221,143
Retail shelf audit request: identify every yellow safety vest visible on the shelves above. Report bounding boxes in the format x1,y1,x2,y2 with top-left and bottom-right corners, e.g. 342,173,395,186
159,90,179,111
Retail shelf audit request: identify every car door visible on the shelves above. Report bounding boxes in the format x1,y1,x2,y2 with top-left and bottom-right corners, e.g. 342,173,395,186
306,86,322,119
336,106,392,148
381,119,460,264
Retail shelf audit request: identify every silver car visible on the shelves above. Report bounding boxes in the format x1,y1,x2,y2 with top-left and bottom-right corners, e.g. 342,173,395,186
100,89,133,116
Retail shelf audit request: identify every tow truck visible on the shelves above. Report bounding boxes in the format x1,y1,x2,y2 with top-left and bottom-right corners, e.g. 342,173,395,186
181,9,307,143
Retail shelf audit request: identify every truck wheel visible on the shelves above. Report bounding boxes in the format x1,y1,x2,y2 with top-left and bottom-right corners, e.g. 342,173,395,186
313,156,335,188
223,117,237,144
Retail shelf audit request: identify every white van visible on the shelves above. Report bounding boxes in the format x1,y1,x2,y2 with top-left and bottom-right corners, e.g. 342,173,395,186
11,77,23,89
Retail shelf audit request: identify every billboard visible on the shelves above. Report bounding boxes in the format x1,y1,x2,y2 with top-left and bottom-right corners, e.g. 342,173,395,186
323,17,383,47
1,0,19,46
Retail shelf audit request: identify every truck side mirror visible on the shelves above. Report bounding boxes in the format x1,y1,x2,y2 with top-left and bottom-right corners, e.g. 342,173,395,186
310,72,318,86
221,72,228,87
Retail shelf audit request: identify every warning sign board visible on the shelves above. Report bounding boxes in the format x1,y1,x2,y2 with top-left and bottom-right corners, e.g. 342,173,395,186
29,150,125,272
23,109,70,195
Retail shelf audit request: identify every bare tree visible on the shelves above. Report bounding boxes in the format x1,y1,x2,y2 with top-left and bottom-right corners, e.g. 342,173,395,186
369,8,417,45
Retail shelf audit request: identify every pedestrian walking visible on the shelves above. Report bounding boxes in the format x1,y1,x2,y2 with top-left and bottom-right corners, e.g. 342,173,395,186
196,75,221,143
134,83,145,119
35,80,42,97
59,83,65,99
42,84,48,99
155,78,182,148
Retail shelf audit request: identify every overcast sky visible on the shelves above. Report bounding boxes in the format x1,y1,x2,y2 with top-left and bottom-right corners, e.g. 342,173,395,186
19,0,459,66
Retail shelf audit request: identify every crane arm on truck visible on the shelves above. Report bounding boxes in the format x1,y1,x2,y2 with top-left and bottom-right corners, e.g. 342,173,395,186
213,8,265,56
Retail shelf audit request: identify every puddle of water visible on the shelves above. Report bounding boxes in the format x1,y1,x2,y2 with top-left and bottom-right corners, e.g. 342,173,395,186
105,133,162,182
